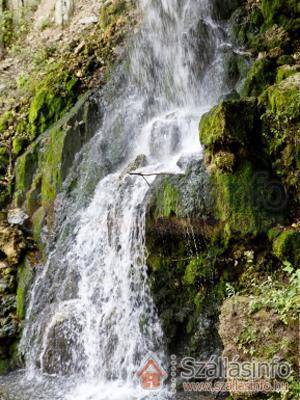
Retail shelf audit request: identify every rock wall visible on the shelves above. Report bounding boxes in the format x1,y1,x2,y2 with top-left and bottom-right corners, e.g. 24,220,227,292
145,1,299,398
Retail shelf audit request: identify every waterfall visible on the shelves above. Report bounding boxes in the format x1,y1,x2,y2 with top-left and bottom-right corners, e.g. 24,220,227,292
14,0,231,399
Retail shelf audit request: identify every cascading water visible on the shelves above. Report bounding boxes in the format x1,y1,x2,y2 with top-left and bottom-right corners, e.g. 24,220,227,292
1,0,234,399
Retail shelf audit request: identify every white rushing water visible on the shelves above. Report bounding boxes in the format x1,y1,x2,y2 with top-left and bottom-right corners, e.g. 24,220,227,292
14,0,233,399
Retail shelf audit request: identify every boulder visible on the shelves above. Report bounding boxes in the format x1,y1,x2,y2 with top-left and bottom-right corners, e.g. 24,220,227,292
199,98,258,150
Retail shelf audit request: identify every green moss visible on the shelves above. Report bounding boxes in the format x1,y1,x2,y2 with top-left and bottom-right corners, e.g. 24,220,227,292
260,72,300,120
12,137,25,156
184,256,214,285
13,91,95,216
40,127,65,207
259,73,300,197
31,207,46,244
230,6,264,48
154,181,180,218
0,110,14,132
199,98,257,149
214,151,235,172
28,67,78,138
24,174,42,215
273,229,300,266
212,162,281,238
261,0,299,28
14,142,39,205
0,359,10,375
264,24,290,50
241,58,276,97
276,64,300,83
16,258,33,320
0,145,9,172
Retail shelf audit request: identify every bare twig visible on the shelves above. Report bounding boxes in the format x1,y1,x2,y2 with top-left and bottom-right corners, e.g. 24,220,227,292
128,171,184,187
128,172,184,177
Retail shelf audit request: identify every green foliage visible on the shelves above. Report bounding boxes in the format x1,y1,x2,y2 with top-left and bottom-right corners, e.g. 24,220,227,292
184,257,209,285
214,151,235,172
236,326,257,355
248,264,300,324
12,137,25,156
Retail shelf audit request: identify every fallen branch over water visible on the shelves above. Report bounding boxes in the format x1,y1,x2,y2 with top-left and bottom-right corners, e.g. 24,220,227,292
128,171,184,177
128,171,184,186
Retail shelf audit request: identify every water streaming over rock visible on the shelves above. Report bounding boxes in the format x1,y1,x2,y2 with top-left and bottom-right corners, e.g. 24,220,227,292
6,0,233,399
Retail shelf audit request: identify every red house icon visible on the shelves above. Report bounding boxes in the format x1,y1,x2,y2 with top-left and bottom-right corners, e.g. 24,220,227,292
137,354,167,390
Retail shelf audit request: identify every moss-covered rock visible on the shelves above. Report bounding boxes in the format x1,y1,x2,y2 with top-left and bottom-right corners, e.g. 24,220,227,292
272,228,300,266
199,98,258,150
261,72,300,120
259,73,300,200
241,57,276,97
199,98,287,239
211,162,285,238
16,258,33,320
28,67,79,139
14,91,100,218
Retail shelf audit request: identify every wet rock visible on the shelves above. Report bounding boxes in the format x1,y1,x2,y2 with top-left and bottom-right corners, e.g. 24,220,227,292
183,19,215,82
125,154,147,174
41,314,85,375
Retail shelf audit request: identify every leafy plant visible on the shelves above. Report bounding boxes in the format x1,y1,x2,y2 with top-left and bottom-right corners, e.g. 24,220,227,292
248,263,299,324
